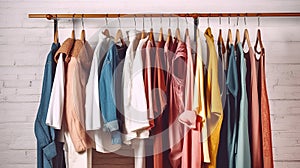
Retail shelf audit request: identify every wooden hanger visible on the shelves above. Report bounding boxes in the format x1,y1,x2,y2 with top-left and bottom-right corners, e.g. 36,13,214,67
103,29,110,37
149,28,154,42
235,29,240,47
166,28,172,44
218,29,225,55
80,29,85,42
242,28,252,49
254,29,264,54
158,27,164,42
115,29,123,43
226,29,233,50
54,29,59,44
175,17,181,42
175,28,181,42
141,29,146,39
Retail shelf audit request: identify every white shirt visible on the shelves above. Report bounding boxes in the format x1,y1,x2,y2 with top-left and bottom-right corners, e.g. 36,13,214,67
85,32,112,131
46,53,65,129
85,31,121,153
122,30,149,144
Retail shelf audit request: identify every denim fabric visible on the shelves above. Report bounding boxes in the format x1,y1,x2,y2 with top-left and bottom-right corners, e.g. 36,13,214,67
34,43,65,168
99,42,121,144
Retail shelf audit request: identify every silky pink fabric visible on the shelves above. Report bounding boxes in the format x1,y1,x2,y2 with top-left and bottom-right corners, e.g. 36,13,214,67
168,41,187,168
245,47,263,168
180,35,203,168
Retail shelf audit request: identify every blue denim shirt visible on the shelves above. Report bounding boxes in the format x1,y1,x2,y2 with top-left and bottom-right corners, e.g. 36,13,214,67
99,42,122,144
34,43,65,168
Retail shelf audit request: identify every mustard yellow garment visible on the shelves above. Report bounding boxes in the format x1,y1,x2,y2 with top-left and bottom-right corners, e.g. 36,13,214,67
192,29,210,163
204,27,223,168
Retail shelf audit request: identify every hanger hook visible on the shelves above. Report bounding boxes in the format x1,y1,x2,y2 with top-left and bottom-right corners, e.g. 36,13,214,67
237,16,239,26
81,14,84,30
185,17,188,28
150,15,153,28
134,14,136,30
105,14,108,28
219,16,221,25
244,16,247,26
258,16,260,27
118,14,121,28
169,17,171,28
177,17,179,28
160,14,163,27
207,16,210,27
72,14,75,30
228,15,231,25
143,15,145,30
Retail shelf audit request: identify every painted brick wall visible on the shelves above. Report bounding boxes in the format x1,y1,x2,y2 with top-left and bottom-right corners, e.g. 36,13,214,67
0,1,300,167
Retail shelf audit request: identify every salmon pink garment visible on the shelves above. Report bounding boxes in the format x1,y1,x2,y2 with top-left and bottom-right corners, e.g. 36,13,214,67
180,32,203,168
244,47,263,168
168,41,187,168
258,48,274,168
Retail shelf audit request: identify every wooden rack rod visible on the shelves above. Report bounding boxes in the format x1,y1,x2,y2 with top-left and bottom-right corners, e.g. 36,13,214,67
28,13,300,20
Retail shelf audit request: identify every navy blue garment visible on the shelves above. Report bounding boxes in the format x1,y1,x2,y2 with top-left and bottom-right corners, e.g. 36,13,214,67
34,43,65,168
217,44,238,168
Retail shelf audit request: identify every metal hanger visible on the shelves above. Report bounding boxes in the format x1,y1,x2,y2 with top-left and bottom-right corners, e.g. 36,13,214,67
149,15,154,42
166,17,172,44
226,16,233,50
141,15,146,39
71,14,75,39
158,14,164,42
54,15,59,44
80,14,86,42
254,16,264,54
242,16,252,49
184,17,189,42
103,14,110,37
175,17,181,42
235,16,241,48
218,16,225,55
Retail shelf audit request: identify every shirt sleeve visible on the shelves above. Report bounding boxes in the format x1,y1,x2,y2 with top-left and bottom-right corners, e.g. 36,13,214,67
99,45,119,132
85,51,101,131
46,54,65,129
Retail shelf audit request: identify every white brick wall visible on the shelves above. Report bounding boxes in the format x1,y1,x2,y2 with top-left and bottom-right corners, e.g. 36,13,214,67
0,1,299,167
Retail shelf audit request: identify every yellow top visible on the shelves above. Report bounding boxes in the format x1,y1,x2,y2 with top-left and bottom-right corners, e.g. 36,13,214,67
193,28,210,163
204,27,224,168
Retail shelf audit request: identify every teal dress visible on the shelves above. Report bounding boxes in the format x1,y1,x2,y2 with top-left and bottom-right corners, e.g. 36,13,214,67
226,44,239,168
235,42,251,168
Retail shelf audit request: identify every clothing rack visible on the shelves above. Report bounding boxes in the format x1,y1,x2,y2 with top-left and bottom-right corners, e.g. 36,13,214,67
28,12,300,42
28,12,300,19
